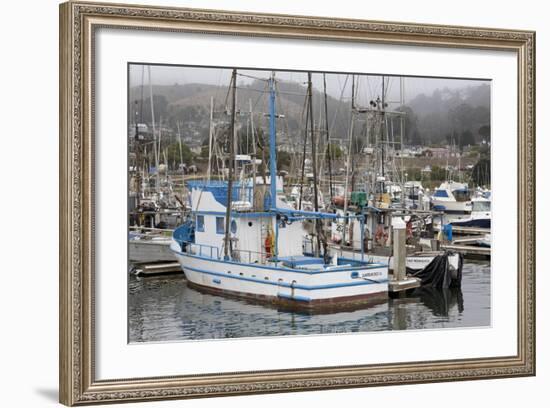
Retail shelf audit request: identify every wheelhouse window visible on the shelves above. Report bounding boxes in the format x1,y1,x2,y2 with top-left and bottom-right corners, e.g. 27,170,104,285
196,215,205,232
216,217,225,234
473,200,491,212
434,189,449,198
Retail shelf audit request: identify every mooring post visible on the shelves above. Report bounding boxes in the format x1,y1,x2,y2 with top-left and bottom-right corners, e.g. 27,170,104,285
392,217,406,281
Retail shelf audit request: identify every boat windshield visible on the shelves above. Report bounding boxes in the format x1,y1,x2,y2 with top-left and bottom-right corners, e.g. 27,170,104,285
472,200,491,212
452,189,471,202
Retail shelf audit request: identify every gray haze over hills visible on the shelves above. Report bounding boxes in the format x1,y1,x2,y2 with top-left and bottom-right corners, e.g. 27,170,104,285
129,64,488,105
128,64,490,147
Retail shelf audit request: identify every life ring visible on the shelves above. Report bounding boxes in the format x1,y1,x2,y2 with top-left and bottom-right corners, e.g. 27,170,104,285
406,220,413,238
375,224,388,245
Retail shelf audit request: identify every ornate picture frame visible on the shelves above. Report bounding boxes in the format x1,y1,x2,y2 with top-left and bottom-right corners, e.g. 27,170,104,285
59,1,535,405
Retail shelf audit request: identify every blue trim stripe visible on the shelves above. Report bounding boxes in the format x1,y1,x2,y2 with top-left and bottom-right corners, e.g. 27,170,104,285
183,265,388,291
277,293,311,302
171,248,388,275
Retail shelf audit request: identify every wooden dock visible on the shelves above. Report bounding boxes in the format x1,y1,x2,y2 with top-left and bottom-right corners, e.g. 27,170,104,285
441,243,491,258
134,262,183,276
388,276,421,294
434,225,490,235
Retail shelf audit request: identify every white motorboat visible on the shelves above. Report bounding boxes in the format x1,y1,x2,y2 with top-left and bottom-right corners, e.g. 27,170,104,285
431,181,472,213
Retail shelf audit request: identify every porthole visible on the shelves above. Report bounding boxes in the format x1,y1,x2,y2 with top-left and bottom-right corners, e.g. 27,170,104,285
248,221,253,227
231,220,237,234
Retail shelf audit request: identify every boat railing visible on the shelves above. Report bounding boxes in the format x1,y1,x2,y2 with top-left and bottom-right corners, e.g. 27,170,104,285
303,237,367,262
177,239,271,264
129,226,175,233
180,241,221,259
230,248,271,265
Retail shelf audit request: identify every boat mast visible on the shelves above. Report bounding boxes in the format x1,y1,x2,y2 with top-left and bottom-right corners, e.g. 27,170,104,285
134,100,141,210
342,97,355,245
323,73,334,201
307,73,322,256
147,66,160,194
207,96,214,182
249,99,257,201
307,73,319,214
381,75,386,179
298,101,309,210
268,72,277,209
224,69,237,259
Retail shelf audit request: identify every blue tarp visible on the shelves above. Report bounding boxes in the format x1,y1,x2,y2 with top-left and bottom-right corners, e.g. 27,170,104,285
278,256,324,268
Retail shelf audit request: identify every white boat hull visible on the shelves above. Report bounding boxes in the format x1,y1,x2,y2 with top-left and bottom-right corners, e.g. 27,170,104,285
431,199,472,213
337,249,461,278
171,242,388,308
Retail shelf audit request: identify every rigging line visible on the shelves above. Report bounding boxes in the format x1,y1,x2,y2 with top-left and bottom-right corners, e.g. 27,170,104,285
288,93,309,182
298,95,310,211
236,72,270,82
385,77,393,103
274,82,294,158
139,65,145,123
293,94,309,180
223,73,233,112
328,74,350,136
366,75,374,104
237,86,310,98
250,81,268,112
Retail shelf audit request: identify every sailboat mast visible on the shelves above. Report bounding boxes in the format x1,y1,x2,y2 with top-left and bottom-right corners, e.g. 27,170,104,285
134,100,141,209
207,96,214,182
176,121,185,207
224,69,237,259
147,66,160,194
323,73,333,200
308,73,319,213
268,72,277,209
298,106,309,211
308,73,323,257
249,99,257,201
381,75,386,179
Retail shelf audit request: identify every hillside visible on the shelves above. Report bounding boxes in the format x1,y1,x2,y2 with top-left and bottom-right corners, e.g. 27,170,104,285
129,79,490,147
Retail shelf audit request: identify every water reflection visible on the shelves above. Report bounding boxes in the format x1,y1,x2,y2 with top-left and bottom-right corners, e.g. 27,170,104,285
128,262,490,342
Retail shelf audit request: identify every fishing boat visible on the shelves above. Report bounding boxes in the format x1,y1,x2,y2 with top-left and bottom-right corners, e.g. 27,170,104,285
171,71,389,309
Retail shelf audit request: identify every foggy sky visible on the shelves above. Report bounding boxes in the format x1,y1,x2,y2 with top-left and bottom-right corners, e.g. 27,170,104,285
129,64,489,107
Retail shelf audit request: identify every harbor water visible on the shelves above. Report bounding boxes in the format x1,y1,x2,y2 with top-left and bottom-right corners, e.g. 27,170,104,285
128,261,490,342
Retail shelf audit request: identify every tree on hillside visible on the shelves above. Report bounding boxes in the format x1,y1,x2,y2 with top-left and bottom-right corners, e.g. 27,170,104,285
133,95,168,124
166,142,194,169
460,130,475,149
395,105,419,144
326,143,343,160
472,158,490,187
478,124,491,143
